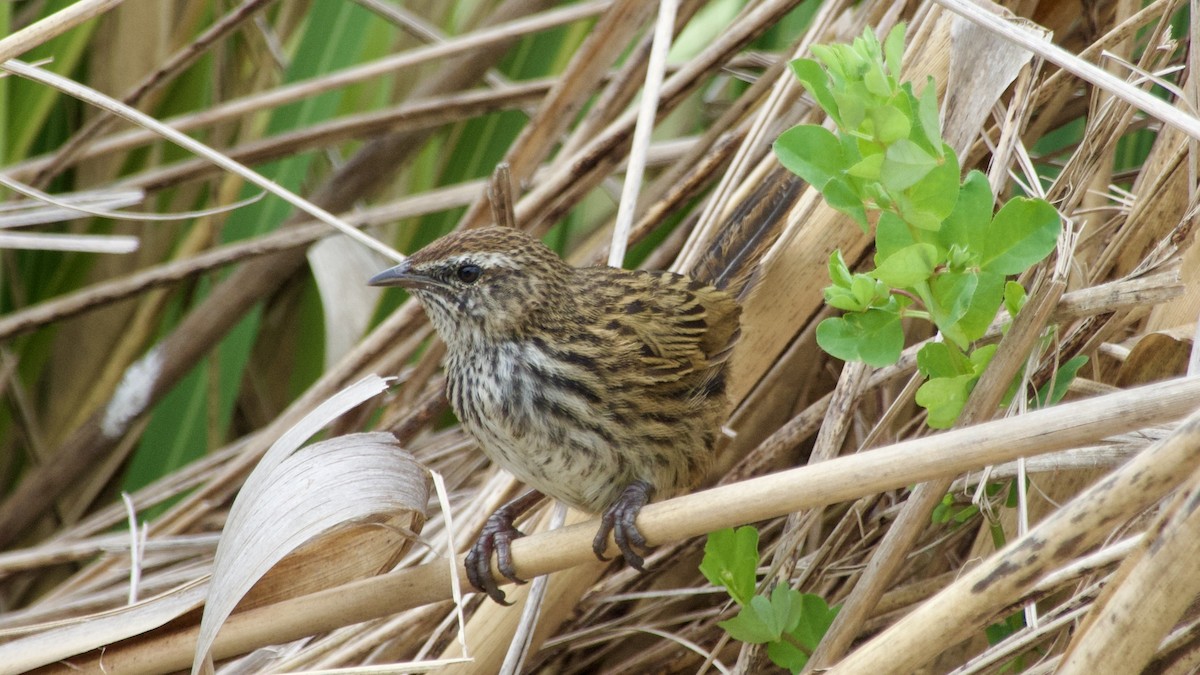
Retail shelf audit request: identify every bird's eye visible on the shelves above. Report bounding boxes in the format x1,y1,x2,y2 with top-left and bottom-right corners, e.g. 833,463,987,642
456,263,482,284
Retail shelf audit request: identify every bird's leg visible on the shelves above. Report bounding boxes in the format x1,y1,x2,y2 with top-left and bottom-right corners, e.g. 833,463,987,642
593,480,653,570
466,488,545,604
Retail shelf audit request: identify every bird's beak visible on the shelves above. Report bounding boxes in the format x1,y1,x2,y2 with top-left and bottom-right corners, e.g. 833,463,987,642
369,261,448,292
368,261,415,287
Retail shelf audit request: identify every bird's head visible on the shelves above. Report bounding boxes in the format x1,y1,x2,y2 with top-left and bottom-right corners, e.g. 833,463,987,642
369,227,573,344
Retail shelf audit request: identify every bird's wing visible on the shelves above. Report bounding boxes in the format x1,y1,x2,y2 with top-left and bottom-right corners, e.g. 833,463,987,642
587,269,741,380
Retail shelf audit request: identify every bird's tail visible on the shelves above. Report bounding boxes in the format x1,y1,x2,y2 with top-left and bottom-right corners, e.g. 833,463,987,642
688,167,804,301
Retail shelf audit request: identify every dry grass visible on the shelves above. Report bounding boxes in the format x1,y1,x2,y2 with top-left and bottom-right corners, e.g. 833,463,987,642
2,0,1199,673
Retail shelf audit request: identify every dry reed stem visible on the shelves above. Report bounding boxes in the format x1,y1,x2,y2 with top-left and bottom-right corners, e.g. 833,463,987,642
1057,465,1200,672
3,2,612,182
833,407,1200,674
27,376,1200,673
458,0,657,232
0,0,124,64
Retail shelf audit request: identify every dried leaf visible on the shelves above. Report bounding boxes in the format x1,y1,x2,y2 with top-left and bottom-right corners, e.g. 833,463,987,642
191,376,430,674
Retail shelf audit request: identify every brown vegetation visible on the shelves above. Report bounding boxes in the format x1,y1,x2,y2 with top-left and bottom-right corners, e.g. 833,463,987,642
1,0,1199,673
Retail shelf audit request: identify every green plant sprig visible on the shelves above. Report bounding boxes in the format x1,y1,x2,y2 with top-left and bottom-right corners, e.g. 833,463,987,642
772,24,1062,428
716,27,1078,666
701,527,840,673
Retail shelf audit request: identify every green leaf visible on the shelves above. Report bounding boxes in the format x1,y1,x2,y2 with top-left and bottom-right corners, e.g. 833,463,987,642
720,595,781,643
774,124,845,191
816,310,904,367
945,243,974,268
875,211,916,260
864,182,893,209
881,138,936,191
895,144,961,230
790,57,840,124
1004,281,1027,317
828,250,853,288
823,271,891,314
846,152,884,181
987,611,1027,646
7,0,98,162
770,584,805,635
917,341,972,379
850,274,886,307
932,493,981,525
767,640,809,674
883,23,906,82
896,205,941,232
792,594,840,650
916,373,977,428
700,527,760,606
759,589,840,673
125,358,214,493
952,270,1005,343
863,58,892,98
970,343,998,371
915,344,995,428
1034,355,1088,407
915,79,943,154
940,170,994,253
1004,478,1021,508
870,104,911,144
825,177,869,229
872,243,937,288
825,286,865,312
850,27,879,73
833,84,870,134
928,270,979,343
932,493,954,524
810,43,842,77
978,198,1061,275
953,503,981,523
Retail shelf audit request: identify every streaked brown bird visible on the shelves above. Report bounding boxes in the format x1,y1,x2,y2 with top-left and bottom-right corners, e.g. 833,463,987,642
369,173,798,603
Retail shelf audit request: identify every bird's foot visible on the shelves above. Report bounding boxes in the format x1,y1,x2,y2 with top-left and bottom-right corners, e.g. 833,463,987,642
466,490,543,604
593,480,653,570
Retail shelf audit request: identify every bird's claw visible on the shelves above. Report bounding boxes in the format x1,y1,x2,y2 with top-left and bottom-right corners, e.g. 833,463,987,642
466,511,528,605
593,480,653,570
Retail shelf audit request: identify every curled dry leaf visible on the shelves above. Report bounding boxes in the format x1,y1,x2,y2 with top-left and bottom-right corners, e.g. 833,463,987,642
191,433,430,674
191,376,430,675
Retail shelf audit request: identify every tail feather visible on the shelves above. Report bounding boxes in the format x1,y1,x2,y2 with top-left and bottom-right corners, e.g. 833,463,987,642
688,167,804,300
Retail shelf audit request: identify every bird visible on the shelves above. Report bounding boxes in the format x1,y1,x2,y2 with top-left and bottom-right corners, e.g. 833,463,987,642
368,167,801,604
369,226,742,603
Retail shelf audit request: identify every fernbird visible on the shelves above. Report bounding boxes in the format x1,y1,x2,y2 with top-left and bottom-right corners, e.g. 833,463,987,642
369,226,741,603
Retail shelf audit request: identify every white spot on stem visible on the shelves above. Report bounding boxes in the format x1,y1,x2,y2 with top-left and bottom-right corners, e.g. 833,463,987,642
102,347,161,438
